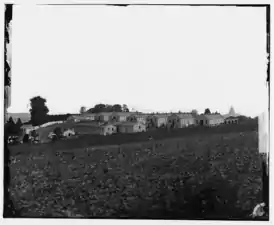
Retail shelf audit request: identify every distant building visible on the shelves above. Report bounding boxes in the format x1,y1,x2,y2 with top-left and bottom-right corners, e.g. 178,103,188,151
111,112,132,122
127,113,148,124
82,113,96,121
168,113,196,128
177,113,197,127
117,121,146,133
196,113,224,127
224,116,239,124
153,114,169,128
97,112,114,122
21,124,35,134
100,124,117,136
75,123,116,136
135,114,148,124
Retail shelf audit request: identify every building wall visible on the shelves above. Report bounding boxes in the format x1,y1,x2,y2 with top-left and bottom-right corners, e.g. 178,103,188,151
137,117,146,124
102,125,117,135
179,118,196,127
133,123,146,132
156,117,168,127
225,118,238,124
118,125,134,133
208,118,224,126
98,115,111,122
117,122,146,133
119,115,128,122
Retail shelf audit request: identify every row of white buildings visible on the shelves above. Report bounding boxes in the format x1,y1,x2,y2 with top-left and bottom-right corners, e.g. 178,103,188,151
67,107,240,131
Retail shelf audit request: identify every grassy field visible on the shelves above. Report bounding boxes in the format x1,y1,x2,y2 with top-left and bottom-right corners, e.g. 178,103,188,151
9,124,263,219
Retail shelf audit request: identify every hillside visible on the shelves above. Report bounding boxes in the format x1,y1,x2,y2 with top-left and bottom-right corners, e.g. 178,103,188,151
7,112,30,123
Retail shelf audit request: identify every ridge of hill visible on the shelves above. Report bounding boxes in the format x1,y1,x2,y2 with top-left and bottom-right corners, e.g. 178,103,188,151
7,112,30,123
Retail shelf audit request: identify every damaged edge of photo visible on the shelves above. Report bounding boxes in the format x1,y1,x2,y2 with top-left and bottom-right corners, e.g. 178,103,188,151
3,2,14,219
1,2,272,225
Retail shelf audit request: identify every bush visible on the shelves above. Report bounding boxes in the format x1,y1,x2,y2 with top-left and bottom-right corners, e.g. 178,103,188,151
53,127,63,138
23,134,29,143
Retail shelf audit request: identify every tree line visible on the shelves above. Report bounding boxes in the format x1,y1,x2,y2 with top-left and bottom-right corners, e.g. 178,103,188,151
27,96,131,126
85,103,129,113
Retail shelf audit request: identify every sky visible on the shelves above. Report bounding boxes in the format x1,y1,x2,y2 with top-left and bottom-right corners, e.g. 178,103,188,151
9,5,268,117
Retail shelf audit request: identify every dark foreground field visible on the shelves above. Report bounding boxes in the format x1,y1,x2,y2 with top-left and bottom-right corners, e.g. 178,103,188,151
9,124,264,219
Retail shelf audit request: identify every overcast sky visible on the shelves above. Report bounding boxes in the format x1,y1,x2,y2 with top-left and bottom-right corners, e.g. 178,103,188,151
9,5,268,117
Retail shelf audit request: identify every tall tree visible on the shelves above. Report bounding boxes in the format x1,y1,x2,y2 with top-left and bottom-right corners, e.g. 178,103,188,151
15,118,23,134
8,116,14,124
91,104,106,113
79,106,86,114
16,118,22,127
204,108,211,114
6,117,17,135
29,96,49,126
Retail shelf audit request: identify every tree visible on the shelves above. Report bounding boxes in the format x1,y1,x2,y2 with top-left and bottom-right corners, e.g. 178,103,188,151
8,116,14,125
112,104,122,112
204,108,211,114
122,104,129,112
90,104,106,113
146,116,157,129
23,134,29,143
6,117,16,135
16,118,22,127
79,106,86,114
29,96,49,126
15,118,23,134
53,127,63,139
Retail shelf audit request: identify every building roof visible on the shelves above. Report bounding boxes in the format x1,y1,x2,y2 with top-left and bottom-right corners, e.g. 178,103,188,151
225,116,239,120
223,113,241,119
168,113,195,119
203,113,224,120
153,114,170,118
21,124,33,129
176,113,195,119
117,121,145,127
101,123,116,128
82,113,96,116
128,113,148,118
114,112,134,116
97,112,114,116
